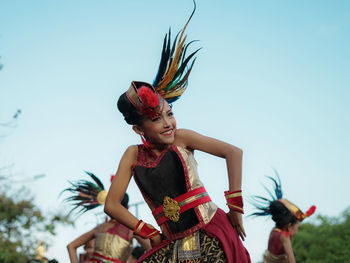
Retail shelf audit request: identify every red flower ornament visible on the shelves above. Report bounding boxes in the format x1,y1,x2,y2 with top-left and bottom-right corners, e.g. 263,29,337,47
137,86,159,108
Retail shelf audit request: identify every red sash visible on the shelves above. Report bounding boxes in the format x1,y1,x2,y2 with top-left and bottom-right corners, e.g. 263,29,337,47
152,186,211,226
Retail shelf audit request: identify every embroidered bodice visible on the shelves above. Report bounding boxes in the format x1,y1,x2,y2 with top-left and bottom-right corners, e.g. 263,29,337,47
268,228,289,255
132,144,217,240
92,221,132,262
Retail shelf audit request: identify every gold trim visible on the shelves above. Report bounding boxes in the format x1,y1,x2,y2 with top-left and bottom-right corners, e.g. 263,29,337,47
94,232,132,262
179,192,208,206
156,192,208,221
145,226,159,239
225,192,242,199
134,221,145,235
182,233,196,251
163,196,180,222
97,190,107,205
177,146,217,226
279,199,303,219
228,203,244,212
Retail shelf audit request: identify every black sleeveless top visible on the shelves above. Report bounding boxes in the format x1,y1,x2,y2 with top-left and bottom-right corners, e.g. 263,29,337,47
133,145,199,235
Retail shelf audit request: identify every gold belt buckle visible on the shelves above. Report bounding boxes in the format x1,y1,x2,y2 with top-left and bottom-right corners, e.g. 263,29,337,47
162,196,180,222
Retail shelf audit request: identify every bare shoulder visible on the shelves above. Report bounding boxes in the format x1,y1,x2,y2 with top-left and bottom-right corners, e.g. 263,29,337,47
280,232,290,244
174,129,199,150
174,129,200,140
125,145,138,156
122,145,138,164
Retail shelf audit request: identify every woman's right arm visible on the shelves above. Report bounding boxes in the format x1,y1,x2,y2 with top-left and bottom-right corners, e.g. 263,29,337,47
104,145,141,230
67,228,95,263
105,145,162,247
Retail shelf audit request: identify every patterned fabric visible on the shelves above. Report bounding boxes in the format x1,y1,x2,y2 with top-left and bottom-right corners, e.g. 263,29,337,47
202,209,251,263
133,145,217,240
139,230,226,263
133,145,251,263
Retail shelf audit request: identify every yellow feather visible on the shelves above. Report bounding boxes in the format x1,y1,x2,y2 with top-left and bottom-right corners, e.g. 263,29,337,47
155,1,197,99
158,36,187,90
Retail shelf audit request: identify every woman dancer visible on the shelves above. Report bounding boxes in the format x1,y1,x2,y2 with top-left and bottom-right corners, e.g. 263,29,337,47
104,3,251,262
64,172,150,263
250,172,316,263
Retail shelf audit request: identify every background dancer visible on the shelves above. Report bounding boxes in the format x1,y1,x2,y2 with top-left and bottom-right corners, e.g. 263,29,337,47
63,172,151,263
250,172,316,263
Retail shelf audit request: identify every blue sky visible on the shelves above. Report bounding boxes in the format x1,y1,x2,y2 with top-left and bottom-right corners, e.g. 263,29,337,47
1,1,349,262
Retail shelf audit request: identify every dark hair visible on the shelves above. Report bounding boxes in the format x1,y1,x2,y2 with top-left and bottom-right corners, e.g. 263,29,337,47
131,246,146,259
270,200,298,229
117,92,144,125
121,193,129,208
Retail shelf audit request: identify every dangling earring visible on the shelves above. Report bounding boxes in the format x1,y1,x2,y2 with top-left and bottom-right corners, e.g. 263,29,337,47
140,133,150,148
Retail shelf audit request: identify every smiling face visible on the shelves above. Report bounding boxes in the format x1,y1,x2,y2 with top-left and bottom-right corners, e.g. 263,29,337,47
134,101,176,147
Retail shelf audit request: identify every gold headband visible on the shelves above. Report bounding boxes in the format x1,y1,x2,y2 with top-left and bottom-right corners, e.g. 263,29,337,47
278,198,306,221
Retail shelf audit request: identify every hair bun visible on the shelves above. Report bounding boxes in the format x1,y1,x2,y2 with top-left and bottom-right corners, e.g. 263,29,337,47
117,92,144,125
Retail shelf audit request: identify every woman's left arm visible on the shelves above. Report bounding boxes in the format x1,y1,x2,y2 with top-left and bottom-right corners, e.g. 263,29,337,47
175,128,242,191
174,129,246,240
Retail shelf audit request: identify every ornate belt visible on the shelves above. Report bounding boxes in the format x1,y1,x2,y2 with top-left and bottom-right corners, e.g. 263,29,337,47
152,186,211,226
90,252,123,263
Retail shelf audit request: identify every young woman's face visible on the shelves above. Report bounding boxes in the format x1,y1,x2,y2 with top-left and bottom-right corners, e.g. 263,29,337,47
288,221,300,238
140,101,176,146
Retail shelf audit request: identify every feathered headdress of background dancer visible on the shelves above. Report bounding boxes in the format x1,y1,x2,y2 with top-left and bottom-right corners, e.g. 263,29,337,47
250,170,316,221
61,172,108,217
126,0,200,117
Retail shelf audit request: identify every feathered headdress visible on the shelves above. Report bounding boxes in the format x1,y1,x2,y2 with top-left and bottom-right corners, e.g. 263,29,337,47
152,0,200,103
61,171,107,216
126,1,200,117
250,170,316,221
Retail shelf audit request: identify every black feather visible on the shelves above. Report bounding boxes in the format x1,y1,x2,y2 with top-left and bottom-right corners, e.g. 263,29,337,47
249,170,284,218
60,171,105,217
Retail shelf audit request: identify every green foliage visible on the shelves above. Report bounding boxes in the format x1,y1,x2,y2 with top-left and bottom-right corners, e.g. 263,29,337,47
293,208,350,263
0,185,72,263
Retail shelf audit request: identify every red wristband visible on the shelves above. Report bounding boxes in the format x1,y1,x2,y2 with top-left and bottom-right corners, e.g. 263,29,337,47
133,220,160,239
225,190,244,214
